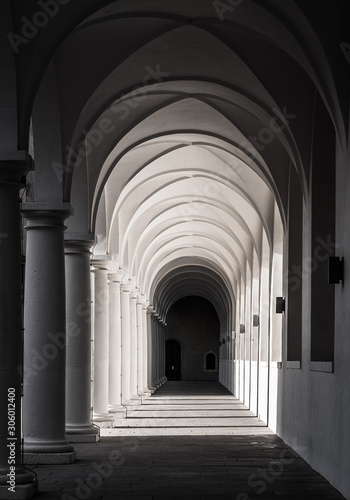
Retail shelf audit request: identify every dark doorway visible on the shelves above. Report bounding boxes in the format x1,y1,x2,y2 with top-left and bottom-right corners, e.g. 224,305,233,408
206,352,216,370
166,340,182,380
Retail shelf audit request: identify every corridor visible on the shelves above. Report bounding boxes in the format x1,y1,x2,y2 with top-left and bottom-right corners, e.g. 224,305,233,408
1,3,349,499
30,383,345,499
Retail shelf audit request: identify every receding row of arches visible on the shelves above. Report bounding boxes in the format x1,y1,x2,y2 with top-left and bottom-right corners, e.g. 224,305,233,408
0,1,349,498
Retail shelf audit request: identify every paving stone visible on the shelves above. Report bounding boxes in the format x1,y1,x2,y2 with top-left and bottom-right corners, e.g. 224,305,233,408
28,382,345,499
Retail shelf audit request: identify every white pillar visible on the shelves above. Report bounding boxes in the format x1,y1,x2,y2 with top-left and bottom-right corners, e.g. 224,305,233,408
129,289,140,401
160,320,166,384
65,239,99,442
137,297,144,396
108,271,126,417
0,155,36,498
121,283,132,405
152,312,160,388
92,261,114,425
156,318,160,387
22,202,76,464
142,302,151,394
147,307,156,393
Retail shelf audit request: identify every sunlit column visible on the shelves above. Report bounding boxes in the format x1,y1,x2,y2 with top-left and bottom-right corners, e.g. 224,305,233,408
136,297,145,396
142,301,151,394
147,307,156,393
121,283,133,405
108,270,126,417
91,260,114,426
129,289,140,402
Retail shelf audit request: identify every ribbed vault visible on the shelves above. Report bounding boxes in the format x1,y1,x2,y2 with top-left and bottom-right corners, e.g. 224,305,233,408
152,265,233,338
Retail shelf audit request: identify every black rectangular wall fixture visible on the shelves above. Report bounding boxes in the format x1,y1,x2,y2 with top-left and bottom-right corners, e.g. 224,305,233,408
276,297,285,314
328,256,344,284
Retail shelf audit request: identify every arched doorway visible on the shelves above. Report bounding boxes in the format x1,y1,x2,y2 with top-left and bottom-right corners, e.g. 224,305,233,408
166,340,182,381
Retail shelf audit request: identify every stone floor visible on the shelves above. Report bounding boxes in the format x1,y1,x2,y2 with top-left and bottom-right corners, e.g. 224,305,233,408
28,382,345,499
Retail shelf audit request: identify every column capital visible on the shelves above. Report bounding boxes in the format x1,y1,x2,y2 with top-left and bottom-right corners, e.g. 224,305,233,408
121,283,133,293
138,295,148,307
91,255,111,272
22,201,73,218
147,306,155,315
130,289,139,300
0,151,32,185
65,236,95,255
108,269,124,283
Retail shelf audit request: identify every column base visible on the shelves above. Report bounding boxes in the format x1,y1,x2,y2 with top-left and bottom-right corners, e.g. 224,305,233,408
130,396,141,409
108,405,127,418
23,441,76,464
0,468,36,499
66,434,99,443
66,423,99,442
23,451,77,465
131,394,141,401
93,413,115,428
0,483,36,500
122,400,139,411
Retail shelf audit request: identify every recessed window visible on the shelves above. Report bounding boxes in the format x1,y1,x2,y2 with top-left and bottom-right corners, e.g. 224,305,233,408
203,351,218,372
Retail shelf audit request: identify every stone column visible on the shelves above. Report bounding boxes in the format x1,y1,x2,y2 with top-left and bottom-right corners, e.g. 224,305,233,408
22,202,76,464
147,307,156,393
65,239,99,442
159,320,163,385
108,271,126,418
129,289,140,402
156,314,161,389
142,303,151,394
160,320,166,384
0,154,36,498
121,283,132,406
136,298,144,396
91,260,114,426
152,312,160,388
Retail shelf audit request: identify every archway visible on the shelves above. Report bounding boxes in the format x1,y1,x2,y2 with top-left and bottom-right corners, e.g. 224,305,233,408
165,296,220,381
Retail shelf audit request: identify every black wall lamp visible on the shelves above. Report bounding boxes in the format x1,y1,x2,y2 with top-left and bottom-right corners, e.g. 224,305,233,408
253,314,259,327
240,324,245,334
328,256,344,284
